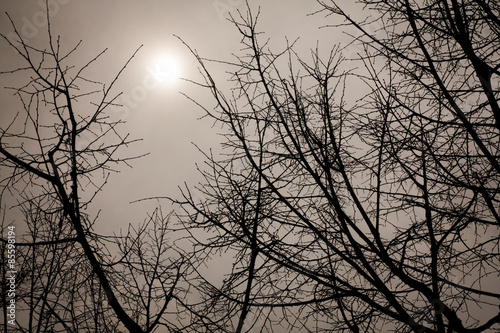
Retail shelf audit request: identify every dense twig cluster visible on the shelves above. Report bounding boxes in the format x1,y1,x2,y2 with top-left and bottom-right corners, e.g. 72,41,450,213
173,1,500,332
0,1,498,332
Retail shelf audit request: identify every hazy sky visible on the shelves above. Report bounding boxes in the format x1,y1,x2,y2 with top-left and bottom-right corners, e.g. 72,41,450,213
2,2,497,332
0,0,348,233
0,4,356,330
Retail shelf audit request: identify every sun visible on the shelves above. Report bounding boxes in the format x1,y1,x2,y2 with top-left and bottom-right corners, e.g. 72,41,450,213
153,56,180,83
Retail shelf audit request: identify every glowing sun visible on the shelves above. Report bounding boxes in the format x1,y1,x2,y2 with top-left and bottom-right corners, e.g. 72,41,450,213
153,56,180,83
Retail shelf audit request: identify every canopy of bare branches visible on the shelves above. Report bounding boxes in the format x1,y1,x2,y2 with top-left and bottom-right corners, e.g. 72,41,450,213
1,1,498,333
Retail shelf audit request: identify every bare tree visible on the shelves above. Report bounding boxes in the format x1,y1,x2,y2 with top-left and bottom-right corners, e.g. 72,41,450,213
1,1,498,332
0,9,186,333
174,1,500,332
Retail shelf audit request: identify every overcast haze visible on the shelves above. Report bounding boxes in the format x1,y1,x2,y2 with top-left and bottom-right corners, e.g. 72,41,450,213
0,2,339,330
1,1,499,332
0,0,336,234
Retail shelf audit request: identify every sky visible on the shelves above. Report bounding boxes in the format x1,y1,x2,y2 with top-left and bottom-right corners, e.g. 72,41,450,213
0,1,345,329
1,1,498,332
0,0,351,236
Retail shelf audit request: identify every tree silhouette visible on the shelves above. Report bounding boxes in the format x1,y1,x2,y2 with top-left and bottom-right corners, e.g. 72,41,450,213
0,11,186,333
174,1,500,332
0,1,498,332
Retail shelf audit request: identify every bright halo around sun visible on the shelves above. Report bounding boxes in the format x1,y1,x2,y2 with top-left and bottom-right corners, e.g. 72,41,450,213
153,56,180,83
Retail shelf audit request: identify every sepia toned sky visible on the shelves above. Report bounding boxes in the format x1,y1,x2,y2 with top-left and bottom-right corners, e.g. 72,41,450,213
0,3,361,330
1,2,497,331
0,0,359,234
